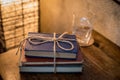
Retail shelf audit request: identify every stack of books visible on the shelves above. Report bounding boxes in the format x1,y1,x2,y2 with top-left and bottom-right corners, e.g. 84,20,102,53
19,32,83,73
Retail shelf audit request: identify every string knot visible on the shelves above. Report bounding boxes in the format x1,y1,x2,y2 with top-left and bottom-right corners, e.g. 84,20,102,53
16,32,76,73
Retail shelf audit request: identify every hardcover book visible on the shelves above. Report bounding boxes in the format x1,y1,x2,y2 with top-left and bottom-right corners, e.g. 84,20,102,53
20,64,83,73
24,32,79,59
22,49,83,66
20,50,83,73
19,53,83,73
20,45,83,73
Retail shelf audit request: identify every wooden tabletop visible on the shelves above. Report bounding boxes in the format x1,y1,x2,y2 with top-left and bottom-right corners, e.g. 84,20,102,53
0,31,120,80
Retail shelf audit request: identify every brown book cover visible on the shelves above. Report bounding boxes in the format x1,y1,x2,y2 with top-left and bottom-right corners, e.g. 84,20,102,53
21,49,83,66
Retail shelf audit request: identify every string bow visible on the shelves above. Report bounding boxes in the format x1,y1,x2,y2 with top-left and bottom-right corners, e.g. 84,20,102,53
16,32,75,73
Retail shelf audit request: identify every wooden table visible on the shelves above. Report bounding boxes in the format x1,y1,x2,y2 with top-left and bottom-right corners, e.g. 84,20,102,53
0,31,120,80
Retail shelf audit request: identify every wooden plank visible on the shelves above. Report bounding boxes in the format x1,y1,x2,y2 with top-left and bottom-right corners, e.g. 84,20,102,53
81,45,120,80
93,31,120,64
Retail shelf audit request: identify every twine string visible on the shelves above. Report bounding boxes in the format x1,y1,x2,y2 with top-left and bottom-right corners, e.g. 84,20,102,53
16,32,75,73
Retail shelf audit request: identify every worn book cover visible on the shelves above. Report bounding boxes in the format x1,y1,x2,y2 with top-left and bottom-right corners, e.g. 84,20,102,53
24,32,79,59
22,49,83,66
20,64,83,73
20,50,83,73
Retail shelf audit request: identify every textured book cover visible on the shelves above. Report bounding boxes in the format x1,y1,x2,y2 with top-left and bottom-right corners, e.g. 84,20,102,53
22,49,83,66
24,32,79,59
20,64,83,73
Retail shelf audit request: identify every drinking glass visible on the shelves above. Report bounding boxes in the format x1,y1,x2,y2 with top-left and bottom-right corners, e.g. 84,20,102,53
72,15,94,46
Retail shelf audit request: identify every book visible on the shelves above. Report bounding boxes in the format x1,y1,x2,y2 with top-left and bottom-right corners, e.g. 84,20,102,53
22,49,83,66
20,46,83,73
20,64,83,73
24,32,79,59
19,32,83,73
20,49,83,73
19,49,83,73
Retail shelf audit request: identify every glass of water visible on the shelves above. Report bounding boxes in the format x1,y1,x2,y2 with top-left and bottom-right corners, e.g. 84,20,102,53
72,15,94,46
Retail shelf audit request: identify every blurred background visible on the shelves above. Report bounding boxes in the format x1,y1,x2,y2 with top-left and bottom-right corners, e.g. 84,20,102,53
0,0,40,52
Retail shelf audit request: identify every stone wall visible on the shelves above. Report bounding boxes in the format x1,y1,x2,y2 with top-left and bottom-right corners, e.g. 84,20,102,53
40,0,120,46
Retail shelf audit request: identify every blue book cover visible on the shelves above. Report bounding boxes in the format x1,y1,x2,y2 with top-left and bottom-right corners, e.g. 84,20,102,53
20,64,83,73
24,32,79,59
